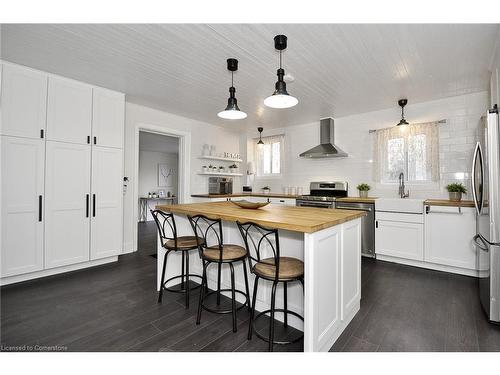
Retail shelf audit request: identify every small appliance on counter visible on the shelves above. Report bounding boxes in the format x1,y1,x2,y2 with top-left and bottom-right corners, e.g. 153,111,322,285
208,177,233,195
242,185,252,192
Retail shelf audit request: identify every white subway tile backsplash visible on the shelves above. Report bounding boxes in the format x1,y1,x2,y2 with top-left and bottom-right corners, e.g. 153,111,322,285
247,91,488,199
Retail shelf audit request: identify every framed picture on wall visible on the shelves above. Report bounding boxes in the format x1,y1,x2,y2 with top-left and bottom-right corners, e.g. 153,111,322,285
158,164,173,187
158,189,166,198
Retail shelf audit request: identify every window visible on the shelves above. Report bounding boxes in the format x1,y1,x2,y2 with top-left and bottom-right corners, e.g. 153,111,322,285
254,135,284,176
374,122,439,183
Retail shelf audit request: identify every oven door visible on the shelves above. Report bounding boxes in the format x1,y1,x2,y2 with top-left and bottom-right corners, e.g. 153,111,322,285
296,200,334,209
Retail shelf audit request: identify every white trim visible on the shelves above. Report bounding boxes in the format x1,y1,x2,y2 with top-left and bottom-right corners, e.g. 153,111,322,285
1,256,118,286
376,254,479,277
132,123,191,253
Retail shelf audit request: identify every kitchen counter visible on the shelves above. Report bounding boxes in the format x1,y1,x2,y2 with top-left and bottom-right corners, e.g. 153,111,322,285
191,192,299,199
336,197,378,204
155,201,363,351
157,201,365,233
424,199,475,208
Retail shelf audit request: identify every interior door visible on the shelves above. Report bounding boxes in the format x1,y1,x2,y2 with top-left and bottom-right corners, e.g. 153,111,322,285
46,76,92,145
90,146,123,260
1,63,47,139
1,136,45,277
45,141,91,268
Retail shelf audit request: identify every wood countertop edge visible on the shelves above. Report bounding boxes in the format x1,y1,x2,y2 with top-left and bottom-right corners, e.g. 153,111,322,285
423,199,475,208
156,203,366,233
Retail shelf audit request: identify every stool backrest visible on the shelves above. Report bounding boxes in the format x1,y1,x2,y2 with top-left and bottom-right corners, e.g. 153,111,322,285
188,215,223,260
237,221,280,281
150,209,178,249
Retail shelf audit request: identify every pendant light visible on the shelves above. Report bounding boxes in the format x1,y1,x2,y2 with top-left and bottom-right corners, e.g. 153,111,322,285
397,99,409,126
264,35,298,109
218,58,247,120
257,127,264,147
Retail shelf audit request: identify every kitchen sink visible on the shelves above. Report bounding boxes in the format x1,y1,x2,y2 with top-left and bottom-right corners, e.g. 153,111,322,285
375,198,424,214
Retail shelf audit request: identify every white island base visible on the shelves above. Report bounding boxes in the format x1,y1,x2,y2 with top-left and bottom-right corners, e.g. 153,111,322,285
157,215,361,352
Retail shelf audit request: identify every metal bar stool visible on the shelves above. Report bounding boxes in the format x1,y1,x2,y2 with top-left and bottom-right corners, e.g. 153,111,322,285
151,209,203,308
237,221,304,352
188,214,251,333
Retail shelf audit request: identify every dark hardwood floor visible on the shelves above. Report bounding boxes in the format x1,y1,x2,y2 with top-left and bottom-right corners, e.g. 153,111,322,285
1,221,499,352
330,258,500,352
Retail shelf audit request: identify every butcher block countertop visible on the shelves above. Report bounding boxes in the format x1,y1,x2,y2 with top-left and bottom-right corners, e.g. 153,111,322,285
336,197,378,204
191,193,299,199
156,201,366,233
424,199,475,208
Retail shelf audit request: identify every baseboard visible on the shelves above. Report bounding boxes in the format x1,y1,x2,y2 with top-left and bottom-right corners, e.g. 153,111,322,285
0,256,119,286
375,254,478,277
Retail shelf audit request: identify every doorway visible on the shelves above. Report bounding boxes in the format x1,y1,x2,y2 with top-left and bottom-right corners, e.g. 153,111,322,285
137,131,180,256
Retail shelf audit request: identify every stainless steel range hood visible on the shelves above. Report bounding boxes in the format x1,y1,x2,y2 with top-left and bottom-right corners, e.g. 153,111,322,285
299,118,348,158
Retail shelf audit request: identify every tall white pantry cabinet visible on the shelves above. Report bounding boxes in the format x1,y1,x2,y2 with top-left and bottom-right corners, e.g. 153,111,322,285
0,62,125,284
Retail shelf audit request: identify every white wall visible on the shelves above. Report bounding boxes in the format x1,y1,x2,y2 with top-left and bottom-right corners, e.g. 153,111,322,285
138,150,178,198
246,91,488,199
123,102,242,253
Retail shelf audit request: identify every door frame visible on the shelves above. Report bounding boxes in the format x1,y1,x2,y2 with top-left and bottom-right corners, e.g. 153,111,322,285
132,123,191,253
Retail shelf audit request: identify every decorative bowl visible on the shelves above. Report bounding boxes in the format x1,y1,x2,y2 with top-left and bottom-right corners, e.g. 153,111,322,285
230,200,269,209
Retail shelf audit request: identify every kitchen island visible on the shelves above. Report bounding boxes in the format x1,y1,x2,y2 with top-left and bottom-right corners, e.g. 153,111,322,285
155,201,365,352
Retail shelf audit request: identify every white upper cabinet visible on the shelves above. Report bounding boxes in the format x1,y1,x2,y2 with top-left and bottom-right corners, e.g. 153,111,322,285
491,67,499,107
424,205,476,270
1,136,45,277
92,88,125,149
44,141,91,269
1,63,47,139
46,76,92,145
90,146,123,260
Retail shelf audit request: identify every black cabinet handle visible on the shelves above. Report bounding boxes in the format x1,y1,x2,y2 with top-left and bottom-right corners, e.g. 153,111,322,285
93,136,97,145
87,135,91,144
92,194,96,217
40,129,44,139
375,221,378,229
38,195,42,222
86,194,90,217
425,205,430,214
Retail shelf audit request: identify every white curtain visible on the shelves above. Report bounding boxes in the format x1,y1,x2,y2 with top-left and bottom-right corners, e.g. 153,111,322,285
374,122,440,183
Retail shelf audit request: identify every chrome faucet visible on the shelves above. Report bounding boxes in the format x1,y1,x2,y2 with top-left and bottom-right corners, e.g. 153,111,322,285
398,172,409,198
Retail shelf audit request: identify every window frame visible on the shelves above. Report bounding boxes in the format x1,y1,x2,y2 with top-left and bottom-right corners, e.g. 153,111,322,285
254,134,284,178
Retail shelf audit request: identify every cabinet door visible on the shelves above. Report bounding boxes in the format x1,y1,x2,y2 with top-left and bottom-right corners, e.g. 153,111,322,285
46,76,92,145
424,206,476,269
92,88,125,149
491,67,499,107
1,136,44,276
45,141,91,268
1,64,47,139
90,146,123,259
375,220,424,261
268,197,296,206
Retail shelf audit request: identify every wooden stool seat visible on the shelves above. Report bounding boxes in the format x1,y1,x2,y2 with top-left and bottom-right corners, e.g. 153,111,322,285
164,236,203,250
203,244,247,261
254,257,304,281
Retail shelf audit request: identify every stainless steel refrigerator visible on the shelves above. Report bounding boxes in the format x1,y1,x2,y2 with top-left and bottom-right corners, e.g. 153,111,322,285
472,106,500,323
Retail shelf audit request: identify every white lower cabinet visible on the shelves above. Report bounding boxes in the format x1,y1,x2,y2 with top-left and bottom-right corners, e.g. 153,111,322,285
375,212,424,261
44,141,91,268
90,146,123,260
424,205,476,270
268,197,296,206
244,196,269,203
1,136,45,277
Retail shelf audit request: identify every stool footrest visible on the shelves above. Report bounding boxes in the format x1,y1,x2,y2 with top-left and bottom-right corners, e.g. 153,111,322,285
162,274,203,293
253,308,304,345
201,289,249,314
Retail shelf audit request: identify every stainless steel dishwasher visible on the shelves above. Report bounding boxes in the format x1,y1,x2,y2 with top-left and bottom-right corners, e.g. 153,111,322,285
335,201,375,258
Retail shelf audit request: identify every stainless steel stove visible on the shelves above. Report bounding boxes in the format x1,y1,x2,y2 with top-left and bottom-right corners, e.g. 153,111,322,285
296,181,348,208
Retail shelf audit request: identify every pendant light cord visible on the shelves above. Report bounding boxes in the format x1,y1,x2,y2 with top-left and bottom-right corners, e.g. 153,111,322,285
279,50,282,69
231,71,234,87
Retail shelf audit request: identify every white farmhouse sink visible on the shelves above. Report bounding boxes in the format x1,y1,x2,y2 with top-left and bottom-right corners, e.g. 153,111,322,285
375,198,424,214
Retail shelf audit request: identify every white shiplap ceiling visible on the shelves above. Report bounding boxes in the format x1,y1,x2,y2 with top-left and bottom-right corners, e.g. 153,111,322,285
1,24,498,130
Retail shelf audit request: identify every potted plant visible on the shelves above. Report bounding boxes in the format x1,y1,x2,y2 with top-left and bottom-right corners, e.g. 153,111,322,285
446,183,467,201
202,165,208,173
219,166,225,173
262,186,271,194
228,163,238,174
356,183,371,198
